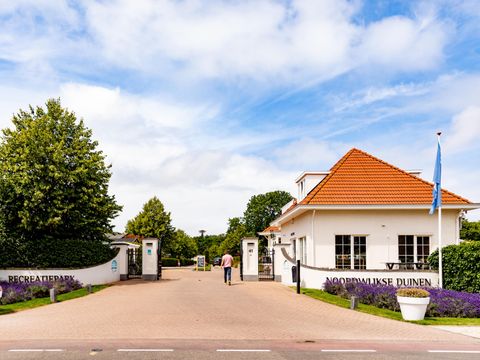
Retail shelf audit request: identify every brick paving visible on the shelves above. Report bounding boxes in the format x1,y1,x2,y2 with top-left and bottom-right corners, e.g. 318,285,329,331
0,267,478,342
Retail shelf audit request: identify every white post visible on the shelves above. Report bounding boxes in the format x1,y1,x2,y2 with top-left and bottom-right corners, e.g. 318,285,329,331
437,132,443,289
438,206,443,289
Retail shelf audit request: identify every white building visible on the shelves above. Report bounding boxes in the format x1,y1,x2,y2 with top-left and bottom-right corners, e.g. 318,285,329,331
271,148,479,272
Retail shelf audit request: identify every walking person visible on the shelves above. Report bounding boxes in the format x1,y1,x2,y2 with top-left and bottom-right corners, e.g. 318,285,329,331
221,250,234,285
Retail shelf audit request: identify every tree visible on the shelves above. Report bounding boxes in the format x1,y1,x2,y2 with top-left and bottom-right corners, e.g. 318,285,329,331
169,229,198,259
243,190,293,235
125,196,175,249
0,99,121,241
220,217,247,255
194,233,225,261
460,219,480,241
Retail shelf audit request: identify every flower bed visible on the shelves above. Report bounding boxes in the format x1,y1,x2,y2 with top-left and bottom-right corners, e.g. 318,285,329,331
0,279,82,305
324,280,480,318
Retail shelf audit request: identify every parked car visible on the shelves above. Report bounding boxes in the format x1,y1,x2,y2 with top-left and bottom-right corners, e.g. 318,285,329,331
213,257,222,266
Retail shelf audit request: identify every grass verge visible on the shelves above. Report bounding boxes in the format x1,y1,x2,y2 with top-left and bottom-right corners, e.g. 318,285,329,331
0,285,108,316
301,288,480,326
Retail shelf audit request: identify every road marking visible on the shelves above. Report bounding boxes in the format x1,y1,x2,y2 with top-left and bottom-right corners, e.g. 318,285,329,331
428,350,480,354
9,349,64,352
321,349,377,353
217,349,271,352
117,349,174,352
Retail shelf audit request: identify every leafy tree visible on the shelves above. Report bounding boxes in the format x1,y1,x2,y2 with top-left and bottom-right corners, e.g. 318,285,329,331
460,219,480,241
243,190,293,235
125,196,175,249
169,229,198,259
0,99,121,241
194,233,225,261
220,217,247,255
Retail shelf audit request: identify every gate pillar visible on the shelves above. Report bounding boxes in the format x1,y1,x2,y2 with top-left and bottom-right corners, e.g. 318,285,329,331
142,238,159,281
241,237,258,281
111,242,129,281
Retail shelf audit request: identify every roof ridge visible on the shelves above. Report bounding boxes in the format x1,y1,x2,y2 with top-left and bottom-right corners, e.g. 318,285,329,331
301,147,471,205
353,148,471,204
300,148,356,205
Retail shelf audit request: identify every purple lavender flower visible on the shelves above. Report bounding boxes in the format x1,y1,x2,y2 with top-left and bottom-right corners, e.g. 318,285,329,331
323,280,480,318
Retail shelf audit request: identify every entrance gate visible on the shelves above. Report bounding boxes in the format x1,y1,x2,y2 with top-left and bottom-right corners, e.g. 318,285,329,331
258,248,275,281
127,247,142,279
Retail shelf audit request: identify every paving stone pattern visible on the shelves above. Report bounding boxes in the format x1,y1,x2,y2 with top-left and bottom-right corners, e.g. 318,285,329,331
0,267,475,342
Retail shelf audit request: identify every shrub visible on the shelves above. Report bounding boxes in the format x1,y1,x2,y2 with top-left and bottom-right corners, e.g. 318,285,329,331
396,288,430,298
0,279,82,305
0,237,118,269
180,258,195,266
428,241,480,293
162,258,180,267
323,280,480,318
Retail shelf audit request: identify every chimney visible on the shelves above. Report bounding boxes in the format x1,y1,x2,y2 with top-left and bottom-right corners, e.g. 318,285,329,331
296,171,329,201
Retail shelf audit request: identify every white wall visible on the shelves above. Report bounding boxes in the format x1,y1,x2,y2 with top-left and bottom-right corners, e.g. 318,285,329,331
280,259,439,289
0,250,123,285
280,209,460,269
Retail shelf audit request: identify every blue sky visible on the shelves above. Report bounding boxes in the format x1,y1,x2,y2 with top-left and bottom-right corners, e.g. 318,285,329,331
1,0,479,235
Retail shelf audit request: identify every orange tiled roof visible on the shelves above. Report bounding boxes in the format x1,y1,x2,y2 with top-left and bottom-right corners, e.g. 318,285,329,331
300,148,471,205
261,226,280,233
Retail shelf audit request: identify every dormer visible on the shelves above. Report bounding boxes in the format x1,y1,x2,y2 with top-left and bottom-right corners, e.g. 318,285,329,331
296,171,329,201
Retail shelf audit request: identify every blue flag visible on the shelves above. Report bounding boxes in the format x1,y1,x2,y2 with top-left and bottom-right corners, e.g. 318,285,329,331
430,138,442,214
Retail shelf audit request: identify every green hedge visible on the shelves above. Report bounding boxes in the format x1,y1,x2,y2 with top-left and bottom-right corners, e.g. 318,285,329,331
428,241,480,293
0,237,118,268
161,257,195,266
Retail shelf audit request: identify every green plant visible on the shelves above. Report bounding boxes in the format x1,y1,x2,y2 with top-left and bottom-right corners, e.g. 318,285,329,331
396,288,430,298
428,241,480,292
0,237,118,268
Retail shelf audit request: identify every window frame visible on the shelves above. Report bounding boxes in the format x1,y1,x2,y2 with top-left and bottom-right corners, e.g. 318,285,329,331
335,234,367,270
398,234,431,264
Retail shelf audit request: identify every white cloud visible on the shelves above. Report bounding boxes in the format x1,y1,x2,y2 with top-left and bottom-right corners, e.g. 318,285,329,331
1,0,451,86
445,106,480,152
273,138,344,170
358,14,449,71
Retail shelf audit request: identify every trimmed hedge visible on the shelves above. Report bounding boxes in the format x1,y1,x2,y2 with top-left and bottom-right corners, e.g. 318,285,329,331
428,241,480,293
0,237,118,268
161,257,195,267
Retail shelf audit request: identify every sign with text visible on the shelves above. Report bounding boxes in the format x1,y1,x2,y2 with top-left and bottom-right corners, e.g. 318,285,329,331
197,255,205,268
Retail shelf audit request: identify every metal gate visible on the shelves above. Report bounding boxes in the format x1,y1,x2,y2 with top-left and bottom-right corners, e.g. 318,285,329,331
258,248,275,281
128,247,142,279
157,243,162,280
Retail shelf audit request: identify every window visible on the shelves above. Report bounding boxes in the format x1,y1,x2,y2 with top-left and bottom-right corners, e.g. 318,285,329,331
298,237,307,264
353,236,367,269
398,235,430,264
416,236,430,263
335,235,366,269
398,235,414,263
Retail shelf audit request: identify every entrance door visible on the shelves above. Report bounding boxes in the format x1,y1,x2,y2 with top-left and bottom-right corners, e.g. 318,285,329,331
127,247,142,279
258,248,275,281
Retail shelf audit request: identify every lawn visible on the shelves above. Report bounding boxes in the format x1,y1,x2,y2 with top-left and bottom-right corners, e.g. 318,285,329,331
0,285,108,316
301,288,480,326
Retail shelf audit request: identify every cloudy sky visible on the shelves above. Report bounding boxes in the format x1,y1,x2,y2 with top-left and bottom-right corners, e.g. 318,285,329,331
1,0,480,235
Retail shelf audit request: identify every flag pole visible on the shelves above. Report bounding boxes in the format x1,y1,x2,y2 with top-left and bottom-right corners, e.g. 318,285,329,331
437,132,443,289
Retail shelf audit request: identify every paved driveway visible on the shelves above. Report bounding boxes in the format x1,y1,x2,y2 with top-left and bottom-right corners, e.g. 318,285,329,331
0,267,478,344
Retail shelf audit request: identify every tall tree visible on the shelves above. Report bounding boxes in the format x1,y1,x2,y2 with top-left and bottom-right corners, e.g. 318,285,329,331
243,190,293,235
460,219,480,241
169,229,198,259
125,196,175,249
220,217,247,255
0,99,121,241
